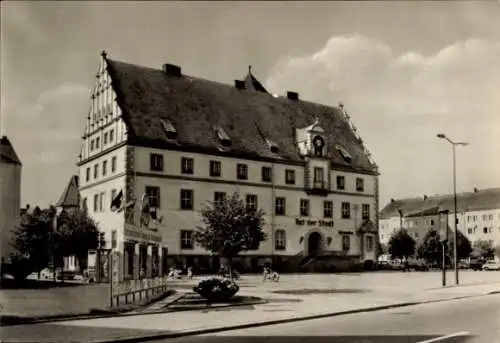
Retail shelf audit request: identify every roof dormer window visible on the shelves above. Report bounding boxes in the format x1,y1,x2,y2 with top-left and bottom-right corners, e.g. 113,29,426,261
160,119,177,140
266,138,279,154
336,144,352,163
214,126,232,147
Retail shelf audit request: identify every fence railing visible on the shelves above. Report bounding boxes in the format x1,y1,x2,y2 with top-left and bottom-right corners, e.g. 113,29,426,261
110,276,169,307
109,251,169,308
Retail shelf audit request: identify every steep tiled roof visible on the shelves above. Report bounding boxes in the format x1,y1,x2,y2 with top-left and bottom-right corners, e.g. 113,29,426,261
56,175,80,208
406,206,440,218
380,188,500,219
0,136,21,165
105,58,377,174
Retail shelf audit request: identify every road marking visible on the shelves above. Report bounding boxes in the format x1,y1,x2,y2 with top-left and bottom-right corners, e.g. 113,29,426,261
416,331,471,343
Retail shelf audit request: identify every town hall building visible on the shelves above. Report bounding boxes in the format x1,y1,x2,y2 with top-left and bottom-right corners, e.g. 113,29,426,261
78,51,380,281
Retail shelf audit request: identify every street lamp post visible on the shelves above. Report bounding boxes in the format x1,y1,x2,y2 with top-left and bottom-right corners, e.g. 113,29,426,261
437,133,468,286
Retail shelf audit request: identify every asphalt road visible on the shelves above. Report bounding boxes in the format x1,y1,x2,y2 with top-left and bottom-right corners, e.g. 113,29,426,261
156,294,500,343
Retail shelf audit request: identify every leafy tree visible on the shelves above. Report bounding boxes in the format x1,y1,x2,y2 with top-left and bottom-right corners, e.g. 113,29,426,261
10,206,100,281
10,206,52,278
194,193,267,281
53,208,100,272
472,239,495,259
447,230,472,260
417,230,444,265
388,229,416,261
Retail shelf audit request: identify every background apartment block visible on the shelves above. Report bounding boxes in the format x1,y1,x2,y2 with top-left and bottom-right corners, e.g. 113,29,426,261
379,188,500,248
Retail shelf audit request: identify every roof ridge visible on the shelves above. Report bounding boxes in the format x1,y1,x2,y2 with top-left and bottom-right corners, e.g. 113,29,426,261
102,56,377,173
107,58,350,108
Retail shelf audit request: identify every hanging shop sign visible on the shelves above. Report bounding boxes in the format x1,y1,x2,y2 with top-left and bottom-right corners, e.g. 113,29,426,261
295,218,334,228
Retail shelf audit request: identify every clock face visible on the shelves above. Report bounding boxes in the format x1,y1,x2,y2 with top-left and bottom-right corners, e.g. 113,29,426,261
313,136,325,148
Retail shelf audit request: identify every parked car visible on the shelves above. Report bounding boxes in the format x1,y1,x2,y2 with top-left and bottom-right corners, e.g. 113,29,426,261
482,260,500,271
386,259,404,270
469,258,485,271
375,260,392,270
458,260,470,269
408,258,429,271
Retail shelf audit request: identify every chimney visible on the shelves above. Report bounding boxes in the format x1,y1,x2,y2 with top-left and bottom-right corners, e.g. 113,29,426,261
234,80,245,90
390,198,395,203
474,187,478,193
423,195,428,200
287,91,299,101
162,64,182,77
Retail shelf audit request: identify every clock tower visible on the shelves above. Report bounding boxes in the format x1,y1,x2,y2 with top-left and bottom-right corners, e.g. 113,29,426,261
296,118,330,195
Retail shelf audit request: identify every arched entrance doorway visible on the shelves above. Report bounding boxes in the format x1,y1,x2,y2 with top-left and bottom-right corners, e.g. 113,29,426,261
308,232,322,256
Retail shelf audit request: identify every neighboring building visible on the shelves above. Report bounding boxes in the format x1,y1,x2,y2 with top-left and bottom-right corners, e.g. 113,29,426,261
56,175,81,271
0,136,22,262
379,188,500,248
56,175,80,211
78,52,380,280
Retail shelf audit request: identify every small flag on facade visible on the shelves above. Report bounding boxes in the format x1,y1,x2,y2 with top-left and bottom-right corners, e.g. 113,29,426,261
110,190,123,212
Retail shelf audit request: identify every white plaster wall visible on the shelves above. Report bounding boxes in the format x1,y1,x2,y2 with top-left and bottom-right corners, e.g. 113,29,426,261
79,145,127,251
133,147,377,258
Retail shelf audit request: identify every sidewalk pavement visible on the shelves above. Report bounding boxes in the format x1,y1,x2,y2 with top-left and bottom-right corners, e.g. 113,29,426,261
2,272,499,343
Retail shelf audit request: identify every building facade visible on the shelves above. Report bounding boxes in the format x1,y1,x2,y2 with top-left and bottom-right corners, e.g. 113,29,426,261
379,188,500,249
0,136,22,262
78,52,380,280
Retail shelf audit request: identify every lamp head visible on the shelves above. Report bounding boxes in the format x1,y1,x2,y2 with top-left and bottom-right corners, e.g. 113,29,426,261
437,133,446,139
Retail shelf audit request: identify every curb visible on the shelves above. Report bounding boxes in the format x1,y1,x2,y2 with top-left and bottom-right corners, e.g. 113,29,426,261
0,296,267,327
86,292,499,343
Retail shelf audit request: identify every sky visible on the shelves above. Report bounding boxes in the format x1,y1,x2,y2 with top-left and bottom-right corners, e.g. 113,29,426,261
1,1,500,209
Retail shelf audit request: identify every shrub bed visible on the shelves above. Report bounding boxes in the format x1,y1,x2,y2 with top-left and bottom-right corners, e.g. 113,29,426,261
193,278,239,303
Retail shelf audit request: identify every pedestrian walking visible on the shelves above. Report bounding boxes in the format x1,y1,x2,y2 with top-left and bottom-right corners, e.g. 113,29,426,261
167,267,175,279
262,266,270,282
187,266,193,280
270,270,280,282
